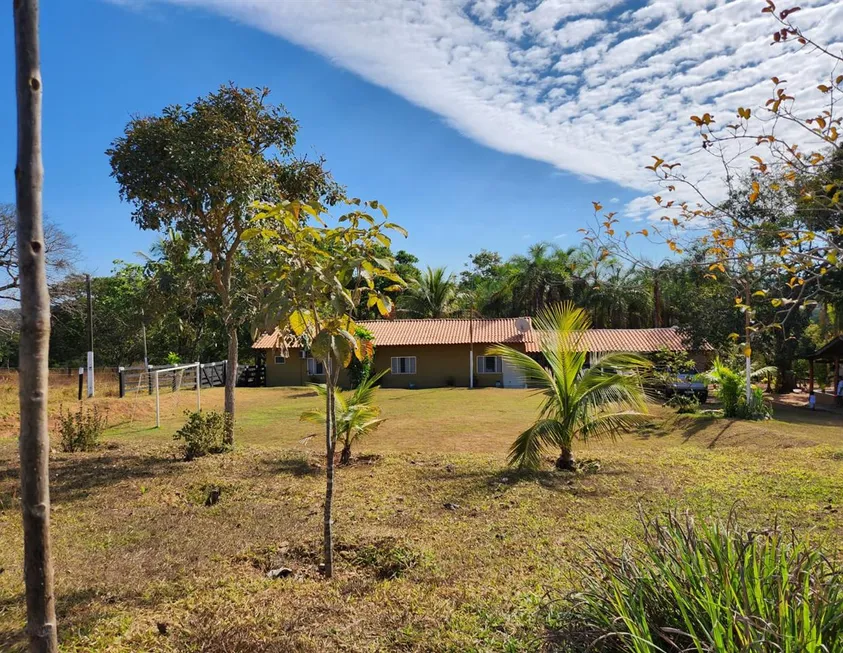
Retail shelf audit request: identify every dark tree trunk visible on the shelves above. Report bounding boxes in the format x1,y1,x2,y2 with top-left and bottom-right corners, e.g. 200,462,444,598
223,323,237,445
14,0,59,650
555,446,575,471
339,441,352,466
322,360,336,578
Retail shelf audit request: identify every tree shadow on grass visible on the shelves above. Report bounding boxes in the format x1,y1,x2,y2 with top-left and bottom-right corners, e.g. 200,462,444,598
424,464,613,502
0,448,181,505
0,586,150,653
247,454,322,478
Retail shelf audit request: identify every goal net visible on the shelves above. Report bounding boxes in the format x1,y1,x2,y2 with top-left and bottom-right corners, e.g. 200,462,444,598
152,363,201,428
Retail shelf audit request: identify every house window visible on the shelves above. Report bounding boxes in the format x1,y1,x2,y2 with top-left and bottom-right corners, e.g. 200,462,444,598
307,358,325,376
390,356,416,375
477,355,502,374
274,355,286,365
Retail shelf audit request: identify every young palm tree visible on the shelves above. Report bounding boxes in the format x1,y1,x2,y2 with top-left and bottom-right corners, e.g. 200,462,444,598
401,266,460,318
302,370,388,465
488,302,649,470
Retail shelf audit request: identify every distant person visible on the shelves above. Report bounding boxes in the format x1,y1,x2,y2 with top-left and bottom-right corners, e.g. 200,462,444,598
808,391,816,411
837,378,843,406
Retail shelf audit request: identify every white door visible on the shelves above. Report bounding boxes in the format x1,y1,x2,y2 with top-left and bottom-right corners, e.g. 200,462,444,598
502,358,526,388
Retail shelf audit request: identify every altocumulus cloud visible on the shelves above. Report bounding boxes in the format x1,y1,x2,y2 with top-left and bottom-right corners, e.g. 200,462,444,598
115,0,843,219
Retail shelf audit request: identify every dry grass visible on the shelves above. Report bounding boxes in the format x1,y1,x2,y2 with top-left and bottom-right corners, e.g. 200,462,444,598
1,387,842,651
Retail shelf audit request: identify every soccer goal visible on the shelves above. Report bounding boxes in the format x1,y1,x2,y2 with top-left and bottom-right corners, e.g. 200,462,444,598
152,362,201,428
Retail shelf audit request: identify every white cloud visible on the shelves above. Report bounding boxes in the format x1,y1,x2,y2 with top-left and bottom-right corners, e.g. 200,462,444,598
113,0,843,222
554,232,567,239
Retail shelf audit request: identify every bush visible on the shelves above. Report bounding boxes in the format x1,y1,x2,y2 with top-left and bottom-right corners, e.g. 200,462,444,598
665,393,699,414
58,404,108,452
737,385,772,420
173,410,232,460
547,512,843,652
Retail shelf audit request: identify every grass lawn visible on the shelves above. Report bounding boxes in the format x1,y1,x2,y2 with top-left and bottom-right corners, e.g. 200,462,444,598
1,387,842,651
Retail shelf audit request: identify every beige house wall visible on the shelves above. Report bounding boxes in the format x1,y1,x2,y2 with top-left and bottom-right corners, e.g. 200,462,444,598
262,344,524,388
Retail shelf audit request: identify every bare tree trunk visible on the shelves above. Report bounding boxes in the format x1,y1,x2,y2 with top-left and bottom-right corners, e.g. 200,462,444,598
322,358,336,578
223,323,237,445
14,1,58,650
555,446,575,471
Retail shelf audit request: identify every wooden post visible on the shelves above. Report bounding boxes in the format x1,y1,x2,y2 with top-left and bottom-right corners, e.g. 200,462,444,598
14,0,59,649
118,366,125,398
77,367,83,401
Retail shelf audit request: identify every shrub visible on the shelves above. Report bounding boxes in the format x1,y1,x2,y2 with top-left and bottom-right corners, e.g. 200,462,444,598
173,410,232,460
665,393,699,414
58,404,108,452
547,512,843,652
737,385,772,420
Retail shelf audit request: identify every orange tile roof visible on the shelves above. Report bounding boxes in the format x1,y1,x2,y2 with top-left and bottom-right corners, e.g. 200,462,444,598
355,318,533,346
524,327,701,353
253,319,702,353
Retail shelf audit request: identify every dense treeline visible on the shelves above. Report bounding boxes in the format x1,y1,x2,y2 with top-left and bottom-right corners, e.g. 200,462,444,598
23,228,839,389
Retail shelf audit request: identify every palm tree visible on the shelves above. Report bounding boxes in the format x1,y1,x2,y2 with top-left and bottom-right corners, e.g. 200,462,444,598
302,370,388,465
488,302,649,470
401,266,460,318
505,243,580,316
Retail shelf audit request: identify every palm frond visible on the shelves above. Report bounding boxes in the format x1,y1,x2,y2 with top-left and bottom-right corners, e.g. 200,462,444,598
507,419,569,469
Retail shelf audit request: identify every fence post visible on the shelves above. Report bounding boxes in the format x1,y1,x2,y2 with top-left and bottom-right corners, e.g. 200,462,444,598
118,366,125,398
77,367,84,401
196,362,201,412
154,370,160,428
147,364,153,395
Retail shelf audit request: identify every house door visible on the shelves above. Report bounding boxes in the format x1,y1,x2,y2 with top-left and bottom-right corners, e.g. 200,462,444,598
502,359,526,388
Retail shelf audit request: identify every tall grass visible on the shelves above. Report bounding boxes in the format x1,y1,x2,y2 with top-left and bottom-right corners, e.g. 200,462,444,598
549,511,843,652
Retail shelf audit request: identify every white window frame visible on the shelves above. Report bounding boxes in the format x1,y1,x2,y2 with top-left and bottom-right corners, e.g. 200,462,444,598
477,355,502,374
390,356,417,375
307,358,325,376
274,355,286,365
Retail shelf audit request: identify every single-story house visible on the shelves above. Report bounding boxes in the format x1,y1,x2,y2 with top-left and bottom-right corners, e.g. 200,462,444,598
253,318,710,389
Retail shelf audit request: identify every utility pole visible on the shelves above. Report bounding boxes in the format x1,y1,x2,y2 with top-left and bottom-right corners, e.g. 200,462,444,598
14,0,59,648
86,273,94,397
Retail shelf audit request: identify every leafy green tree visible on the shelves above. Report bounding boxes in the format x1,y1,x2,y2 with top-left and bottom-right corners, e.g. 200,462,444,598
107,83,340,444
302,369,388,465
250,198,406,578
401,266,461,318
488,303,649,470
506,243,580,316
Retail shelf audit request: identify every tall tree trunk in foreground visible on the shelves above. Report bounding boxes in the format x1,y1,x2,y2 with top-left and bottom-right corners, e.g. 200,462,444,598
322,358,336,577
13,1,58,650
224,322,237,445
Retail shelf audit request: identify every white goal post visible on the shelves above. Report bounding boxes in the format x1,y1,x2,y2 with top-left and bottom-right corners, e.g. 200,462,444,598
153,362,201,428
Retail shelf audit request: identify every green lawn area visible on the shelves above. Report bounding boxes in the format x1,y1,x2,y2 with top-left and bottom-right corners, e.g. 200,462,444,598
1,387,842,651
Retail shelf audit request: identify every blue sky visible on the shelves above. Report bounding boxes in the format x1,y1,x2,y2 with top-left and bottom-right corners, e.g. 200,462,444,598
0,1,630,276
1,0,840,276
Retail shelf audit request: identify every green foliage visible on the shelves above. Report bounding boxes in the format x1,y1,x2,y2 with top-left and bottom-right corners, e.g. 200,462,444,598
58,404,108,452
549,511,843,652
701,357,773,420
166,352,182,365
348,326,375,388
648,346,694,372
488,302,650,470
401,266,461,318
173,410,233,460
665,393,699,414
